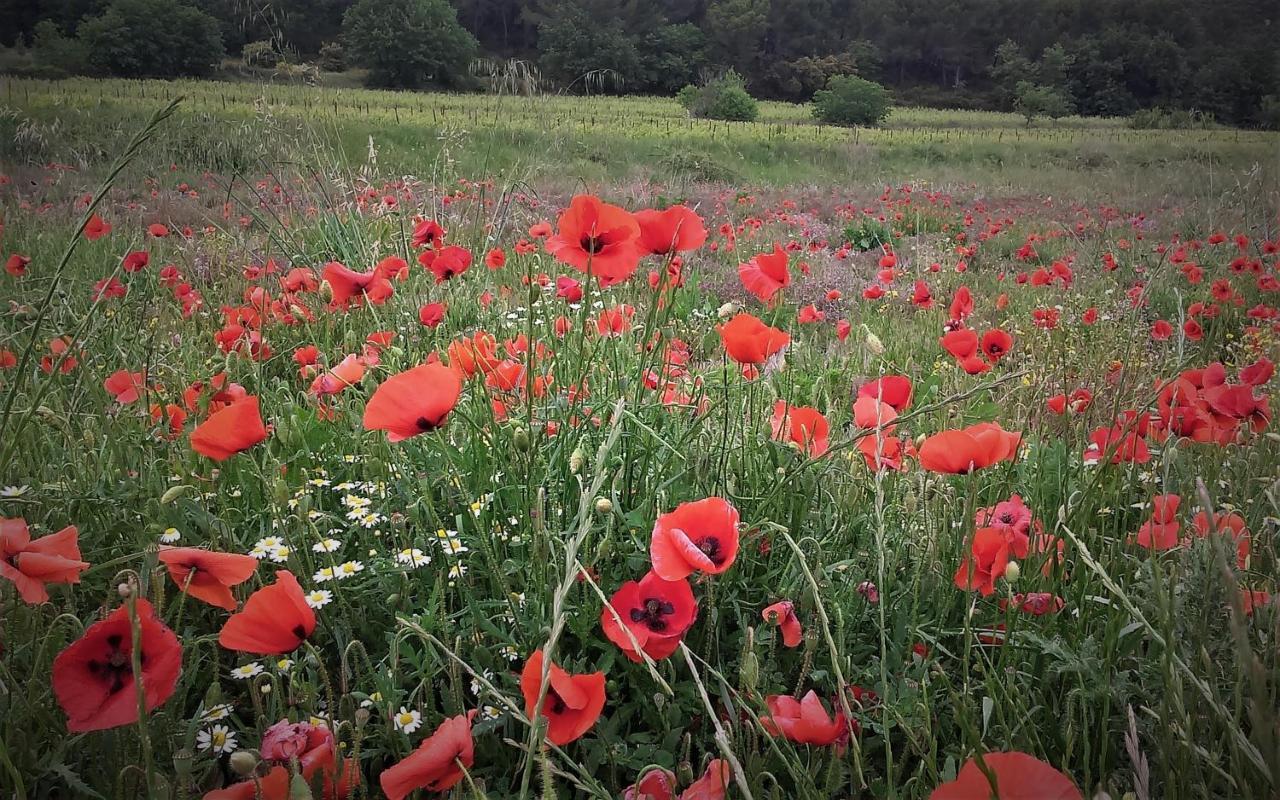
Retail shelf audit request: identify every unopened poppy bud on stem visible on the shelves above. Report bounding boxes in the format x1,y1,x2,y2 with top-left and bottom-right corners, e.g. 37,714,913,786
861,325,885,354
229,749,260,776
569,445,586,474
594,497,613,514
1004,561,1021,583
117,581,133,598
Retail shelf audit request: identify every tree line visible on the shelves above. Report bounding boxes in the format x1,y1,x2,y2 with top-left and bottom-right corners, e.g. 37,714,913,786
3,0,1277,126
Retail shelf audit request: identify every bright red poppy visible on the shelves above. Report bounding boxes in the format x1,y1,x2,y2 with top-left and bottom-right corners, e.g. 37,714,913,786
718,313,790,365
309,354,366,397
941,329,978,360
770,401,829,456
929,751,1081,800
601,569,697,661
190,396,268,461
545,195,642,287
419,244,473,283
520,649,607,746
5,253,29,276
380,712,475,798
981,329,1013,362
321,261,394,307
760,691,850,747
84,213,112,241
954,527,1011,596
103,369,146,404
762,600,802,647
418,301,447,328
209,720,358,800
52,598,181,732
362,363,463,441
218,570,316,654
0,518,88,604
918,423,1021,473
650,497,740,581
738,243,790,303
857,376,913,411
635,205,708,255
157,547,258,610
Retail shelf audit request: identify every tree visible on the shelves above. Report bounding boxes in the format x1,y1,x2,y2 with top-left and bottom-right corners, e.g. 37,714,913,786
990,40,1031,110
531,0,644,91
811,74,891,126
1014,81,1071,125
703,0,769,78
78,0,224,77
343,0,478,89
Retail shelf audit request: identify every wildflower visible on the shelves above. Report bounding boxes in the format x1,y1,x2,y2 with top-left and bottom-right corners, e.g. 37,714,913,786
160,527,181,543
230,663,264,679
393,707,423,734
929,751,1081,800
601,570,698,661
363,363,463,441
305,589,333,609
197,724,238,754
650,497,741,580
520,650,606,746
760,691,851,748
218,571,316,655
380,712,475,799
157,547,258,610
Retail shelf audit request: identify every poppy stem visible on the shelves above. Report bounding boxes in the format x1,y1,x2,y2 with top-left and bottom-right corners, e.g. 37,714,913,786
125,590,157,799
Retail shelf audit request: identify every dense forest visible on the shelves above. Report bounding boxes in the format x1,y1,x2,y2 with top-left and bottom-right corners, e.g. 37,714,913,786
2,0,1278,125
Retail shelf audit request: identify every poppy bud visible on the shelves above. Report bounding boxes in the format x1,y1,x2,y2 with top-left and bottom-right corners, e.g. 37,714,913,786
272,478,289,506
355,707,371,727
118,581,133,598
319,281,333,303
569,445,586,474
653,692,665,710
1004,561,1021,583
387,593,400,606
717,302,738,319
862,325,885,354
739,649,759,695
173,748,194,782
914,433,926,448
161,484,193,504
594,497,612,515
229,749,260,776
296,493,311,516
677,762,695,786
512,427,531,451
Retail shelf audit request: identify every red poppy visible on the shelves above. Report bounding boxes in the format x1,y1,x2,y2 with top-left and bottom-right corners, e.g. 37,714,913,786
601,570,697,661
6,253,30,276
448,332,501,378
210,720,357,800
718,313,790,365
929,751,1081,800
1241,589,1273,616
1241,357,1274,386
1151,320,1173,340
650,497,740,580
485,247,506,269
625,768,677,800
52,599,181,732
556,275,584,303
218,570,315,654
84,213,112,241
419,244,473,283
680,760,731,800
857,376,913,411
852,395,898,430
918,423,1021,473
760,691,850,747
321,261,393,307
1132,493,1181,552
380,712,475,799
362,363,463,442
147,223,169,238
412,219,446,248
545,195,642,287
190,396,268,461
738,243,790,303
954,527,1012,595
0,518,88,604
103,369,146,404
121,250,150,272
520,649,607,746
940,329,978,360
770,401,829,456
635,205,708,255
1191,510,1251,568
309,354,366,397
981,329,1013,362
157,547,259,610
762,600,802,647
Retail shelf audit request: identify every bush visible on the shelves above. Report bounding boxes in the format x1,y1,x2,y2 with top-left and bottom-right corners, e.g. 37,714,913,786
811,74,891,126
1130,107,1219,130
343,0,477,89
317,41,345,72
676,84,698,110
1013,81,1072,125
241,40,280,68
684,72,758,122
77,0,224,78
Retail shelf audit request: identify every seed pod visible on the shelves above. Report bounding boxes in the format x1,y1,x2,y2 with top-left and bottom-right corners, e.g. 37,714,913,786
161,484,193,504
594,497,613,515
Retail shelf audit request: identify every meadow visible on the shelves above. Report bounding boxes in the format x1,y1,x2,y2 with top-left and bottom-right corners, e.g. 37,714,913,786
0,77,1279,799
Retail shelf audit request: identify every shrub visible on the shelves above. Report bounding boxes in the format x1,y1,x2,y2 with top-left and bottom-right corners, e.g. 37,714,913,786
317,41,345,72
676,84,699,110
343,0,477,89
1013,81,1072,125
684,72,758,122
1130,107,1219,130
77,0,224,78
241,40,280,68
811,74,891,126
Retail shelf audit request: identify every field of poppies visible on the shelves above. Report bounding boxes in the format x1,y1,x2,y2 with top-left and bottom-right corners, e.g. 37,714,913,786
1,80,1279,800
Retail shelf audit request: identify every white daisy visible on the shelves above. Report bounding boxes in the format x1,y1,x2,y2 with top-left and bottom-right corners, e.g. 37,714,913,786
480,705,502,720
313,538,342,553
335,560,364,579
268,546,290,563
395,548,430,568
305,589,333,609
202,703,234,722
0,485,30,498
230,663,264,680
197,724,238,754
393,707,422,734
160,527,181,543
276,658,294,671
313,567,336,583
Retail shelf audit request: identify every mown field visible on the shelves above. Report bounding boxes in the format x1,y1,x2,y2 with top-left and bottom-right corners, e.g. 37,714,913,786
1,78,1279,800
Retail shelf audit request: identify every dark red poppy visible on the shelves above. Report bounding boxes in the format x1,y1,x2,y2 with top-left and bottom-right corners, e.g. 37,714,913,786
545,195,641,287
929,751,1081,800
0,518,88,604
520,649,607,746
52,598,182,732
601,570,697,661
190,396,268,461
762,600,802,647
718,313,790,365
635,205,707,255
121,250,150,272
5,253,29,276
650,497,740,580
363,363,463,441
738,243,790,303
157,547,258,610
380,712,475,799
218,570,315,654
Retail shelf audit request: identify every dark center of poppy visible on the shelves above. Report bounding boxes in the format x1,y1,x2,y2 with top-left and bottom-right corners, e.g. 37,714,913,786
698,537,723,564
415,415,440,431
292,624,308,642
548,690,567,715
629,596,677,632
579,235,607,254
998,511,1015,524
86,633,136,693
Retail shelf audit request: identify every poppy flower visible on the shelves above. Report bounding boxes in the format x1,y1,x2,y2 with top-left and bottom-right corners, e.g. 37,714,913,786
680,760,731,800
362,363,463,442
6,253,30,276
857,376,913,411
448,332,501,378
738,243,790,303
1151,320,1173,341
412,219,446,248
556,275,584,303
954,527,1011,596
650,497,740,581
419,244,473,283
373,255,410,282
218,570,315,654
211,720,357,800
718,313,790,365
1132,494,1181,552
147,223,169,238
940,329,978,360
121,251,150,272
760,691,850,747
1241,357,1274,387
1191,510,1251,568
157,546,258,610
852,395,898,430
929,751,1081,800
309,354,366,397
918,423,1021,473
190,396,268,461
981,329,1013,362
601,570,697,661
949,286,974,320
545,195,642,287
321,261,393,307
52,598,181,732
1241,589,1273,616
762,600,802,647
84,214,112,240
380,712,475,798
0,518,88,604
520,649,607,746
204,767,290,800
103,369,146,404
625,768,677,800
770,401,829,456
635,205,708,255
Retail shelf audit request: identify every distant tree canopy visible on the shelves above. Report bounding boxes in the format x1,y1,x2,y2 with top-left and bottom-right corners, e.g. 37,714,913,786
5,0,1278,125
343,0,478,89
